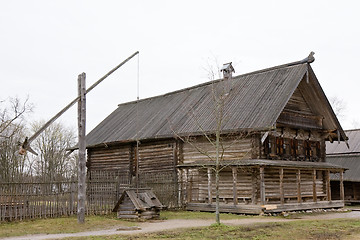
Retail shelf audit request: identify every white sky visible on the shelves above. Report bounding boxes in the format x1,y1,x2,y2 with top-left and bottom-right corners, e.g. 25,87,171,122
1,0,359,134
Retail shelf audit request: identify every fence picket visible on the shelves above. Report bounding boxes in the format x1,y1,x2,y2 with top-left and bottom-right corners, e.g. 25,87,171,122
0,171,179,222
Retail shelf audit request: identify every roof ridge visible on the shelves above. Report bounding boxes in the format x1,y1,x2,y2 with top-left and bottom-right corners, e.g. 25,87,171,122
117,52,315,107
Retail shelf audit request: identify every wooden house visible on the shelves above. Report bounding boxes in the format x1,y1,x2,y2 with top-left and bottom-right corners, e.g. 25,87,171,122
84,53,347,214
327,129,360,204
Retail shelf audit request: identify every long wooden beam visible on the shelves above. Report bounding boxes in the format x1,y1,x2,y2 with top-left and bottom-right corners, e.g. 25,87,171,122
19,51,139,155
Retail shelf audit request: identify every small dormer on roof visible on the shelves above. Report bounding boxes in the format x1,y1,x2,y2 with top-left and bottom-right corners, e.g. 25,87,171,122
220,62,235,79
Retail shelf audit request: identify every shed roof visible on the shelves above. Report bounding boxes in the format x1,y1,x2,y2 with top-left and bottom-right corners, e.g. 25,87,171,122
326,129,360,182
327,155,360,182
85,55,346,148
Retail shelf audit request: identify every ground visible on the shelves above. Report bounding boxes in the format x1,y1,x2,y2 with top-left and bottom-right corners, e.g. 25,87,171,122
1,210,360,240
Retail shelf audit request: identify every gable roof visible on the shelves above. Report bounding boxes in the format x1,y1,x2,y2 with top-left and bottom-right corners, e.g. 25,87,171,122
85,55,346,148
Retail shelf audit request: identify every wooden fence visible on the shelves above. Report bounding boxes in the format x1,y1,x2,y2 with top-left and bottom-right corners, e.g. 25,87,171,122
0,171,179,222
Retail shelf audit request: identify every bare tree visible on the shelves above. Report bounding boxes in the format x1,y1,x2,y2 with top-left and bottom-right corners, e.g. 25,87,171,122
0,97,32,139
0,97,33,182
30,121,77,182
329,96,346,122
172,60,253,225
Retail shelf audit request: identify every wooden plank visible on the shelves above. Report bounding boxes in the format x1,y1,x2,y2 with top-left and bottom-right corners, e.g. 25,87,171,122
264,200,344,213
232,167,238,205
186,203,263,215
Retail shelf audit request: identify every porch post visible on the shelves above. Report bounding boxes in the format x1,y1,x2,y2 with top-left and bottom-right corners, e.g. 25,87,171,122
312,169,317,202
207,168,212,204
279,168,284,205
178,169,184,207
340,170,344,201
251,169,257,204
297,169,302,203
260,167,265,205
326,170,331,202
232,167,238,205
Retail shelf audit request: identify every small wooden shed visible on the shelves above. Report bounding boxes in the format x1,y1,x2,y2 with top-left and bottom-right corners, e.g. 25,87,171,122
113,188,165,220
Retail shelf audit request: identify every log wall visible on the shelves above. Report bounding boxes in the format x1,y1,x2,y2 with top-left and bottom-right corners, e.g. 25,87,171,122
87,145,131,176
182,136,252,163
138,141,176,175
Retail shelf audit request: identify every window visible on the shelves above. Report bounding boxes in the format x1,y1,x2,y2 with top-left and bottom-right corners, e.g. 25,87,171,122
264,136,321,162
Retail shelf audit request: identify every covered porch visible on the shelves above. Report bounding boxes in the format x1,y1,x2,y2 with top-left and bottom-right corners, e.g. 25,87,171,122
178,159,346,214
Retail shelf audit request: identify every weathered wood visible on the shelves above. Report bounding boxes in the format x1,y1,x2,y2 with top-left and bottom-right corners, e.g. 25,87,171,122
340,170,344,201
326,170,331,201
78,73,86,224
251,169,257,204
279,168,284,204
312,169,317,202
264,200,344,213
232,167,238,205
186,202,263,215
260,167,265,205
297,169,301,203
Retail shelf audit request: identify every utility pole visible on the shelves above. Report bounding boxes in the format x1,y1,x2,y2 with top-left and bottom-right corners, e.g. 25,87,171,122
77,72,86,224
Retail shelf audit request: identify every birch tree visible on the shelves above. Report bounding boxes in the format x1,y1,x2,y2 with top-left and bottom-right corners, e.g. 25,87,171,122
173,61,251,225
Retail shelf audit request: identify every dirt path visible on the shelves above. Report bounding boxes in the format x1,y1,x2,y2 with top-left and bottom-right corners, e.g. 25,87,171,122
2,211,360,240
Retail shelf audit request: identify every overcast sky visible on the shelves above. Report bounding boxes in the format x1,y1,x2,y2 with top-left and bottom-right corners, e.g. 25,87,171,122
1,0,359,134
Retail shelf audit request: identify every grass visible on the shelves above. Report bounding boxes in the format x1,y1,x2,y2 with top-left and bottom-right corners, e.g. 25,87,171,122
0,210,246,238
0,214,135,238
60,219,360,240
1,210,360,240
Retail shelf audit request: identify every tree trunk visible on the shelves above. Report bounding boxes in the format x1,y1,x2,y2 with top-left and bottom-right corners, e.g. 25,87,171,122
215,122,220,225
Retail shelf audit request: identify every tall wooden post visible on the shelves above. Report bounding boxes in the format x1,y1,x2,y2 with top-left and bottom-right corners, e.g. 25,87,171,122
232,167,238,205
297,169,301,203
312,169,317,202
326,170,331,202
279,168,284,205
340,170,345,201
77,73,86,224
260,167,265,205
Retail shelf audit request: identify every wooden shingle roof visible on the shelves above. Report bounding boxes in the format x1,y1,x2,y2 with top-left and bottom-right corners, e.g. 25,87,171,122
85,55,345,148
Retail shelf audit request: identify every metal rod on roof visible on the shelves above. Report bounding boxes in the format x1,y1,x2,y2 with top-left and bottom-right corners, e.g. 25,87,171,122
19,51,139,155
